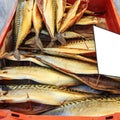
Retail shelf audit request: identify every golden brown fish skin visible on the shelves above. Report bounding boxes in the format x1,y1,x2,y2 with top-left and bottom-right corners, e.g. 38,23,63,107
0,66,80,86
43,48,95,55
58,0,88,33
13,0,33,60
58,39,95,50
42,96,120,116
33,1,43,49
56,0,66,32
76,16,98,25
36,0,56,38
42,48,97,64
14,0,33,50
0,84,93,105
4,53,48,67
61,31,84,39
73,74,120,94
36,54,98,74
33,1,42,34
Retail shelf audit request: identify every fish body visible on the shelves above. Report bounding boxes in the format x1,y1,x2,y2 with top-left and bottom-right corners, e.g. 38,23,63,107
58,39,95,50
56,0,66,31
43,48,95,55
58,0,88,33
33,1,42,35
0,102,54,115
58,0,81,33
106,76,120,82
0,84,92,105
14,0,33,50
42,96,120,116
75,74,120,94
61,31,84,39
36,0,56,38
32,1,43,49
4,54,48,67
43,48,96,64
36,54,98,74
0,66,80,86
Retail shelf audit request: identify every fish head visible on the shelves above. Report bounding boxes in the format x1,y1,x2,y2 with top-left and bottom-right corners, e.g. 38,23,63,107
0,68,18,79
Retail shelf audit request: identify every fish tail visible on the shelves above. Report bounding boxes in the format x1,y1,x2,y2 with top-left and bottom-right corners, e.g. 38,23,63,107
57,33,67,45
14,50,20,60
47,37,57,48
35,33,43,50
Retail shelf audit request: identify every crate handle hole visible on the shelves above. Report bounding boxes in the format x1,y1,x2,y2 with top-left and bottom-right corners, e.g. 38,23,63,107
106,115,113,120
11,113,20,117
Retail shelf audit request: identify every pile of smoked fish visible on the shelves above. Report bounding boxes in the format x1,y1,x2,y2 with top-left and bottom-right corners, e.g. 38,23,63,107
0,0,120,116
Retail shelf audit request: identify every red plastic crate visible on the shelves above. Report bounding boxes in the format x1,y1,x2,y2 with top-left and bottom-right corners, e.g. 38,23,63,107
0,0,120,119
68,0,120,34
0,110,120,120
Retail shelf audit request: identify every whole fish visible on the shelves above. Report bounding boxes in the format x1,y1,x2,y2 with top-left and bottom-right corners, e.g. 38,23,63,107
36,0,56,38
0,66,80,86
58,39,95,50
42,96,120,116
14,0,33,59
36,54,98,74
0,84,92,105
76,16,98,25
32,1,43,49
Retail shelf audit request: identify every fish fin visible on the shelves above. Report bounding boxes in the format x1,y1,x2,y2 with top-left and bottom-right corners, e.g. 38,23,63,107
31,28,35,33
35,34,43,50
47,37,57,48
47,41,55,48
57,33,67,45
14,50,20,60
